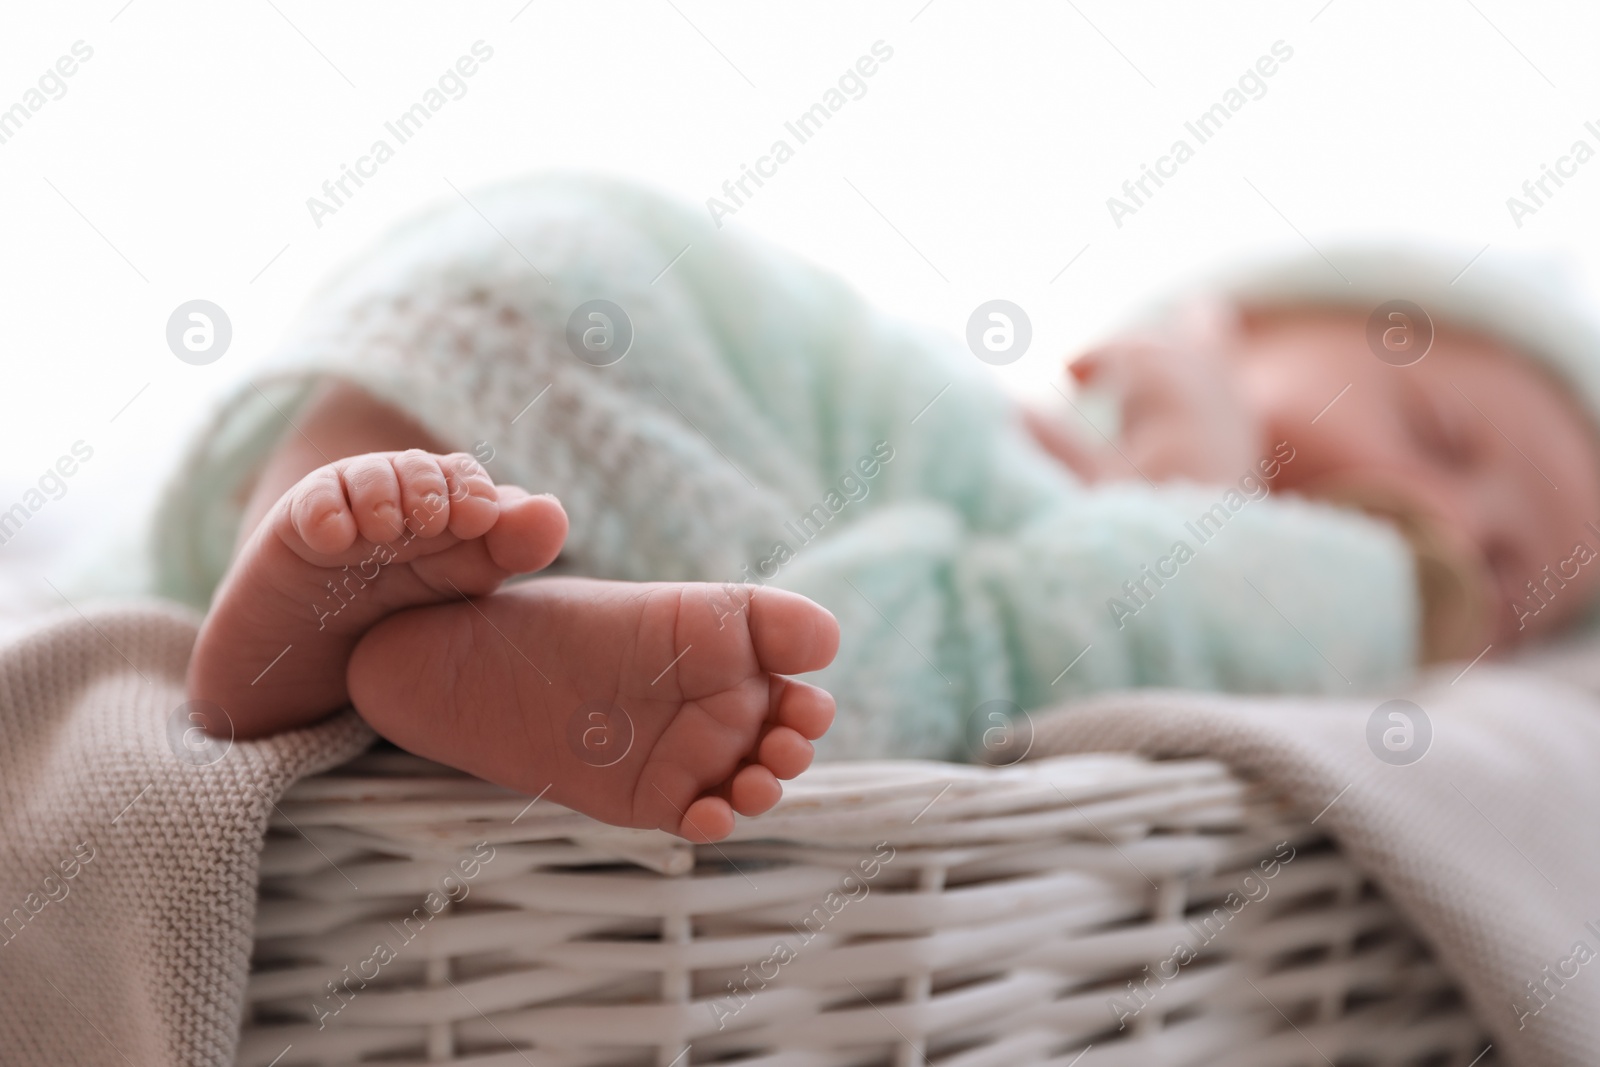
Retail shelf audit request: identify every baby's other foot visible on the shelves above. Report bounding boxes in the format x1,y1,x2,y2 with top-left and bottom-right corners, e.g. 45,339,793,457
188,451,568,738
347,579,841,842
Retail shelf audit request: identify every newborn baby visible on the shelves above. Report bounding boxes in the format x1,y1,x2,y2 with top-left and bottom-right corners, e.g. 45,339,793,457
160,175,1600,842
1030,295,1600,658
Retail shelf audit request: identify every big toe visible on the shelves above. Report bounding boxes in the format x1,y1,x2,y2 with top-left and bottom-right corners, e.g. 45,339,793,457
485,489,569,575
747,589,840,675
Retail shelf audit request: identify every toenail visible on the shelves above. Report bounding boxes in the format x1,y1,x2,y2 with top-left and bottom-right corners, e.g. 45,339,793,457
422,491,445,513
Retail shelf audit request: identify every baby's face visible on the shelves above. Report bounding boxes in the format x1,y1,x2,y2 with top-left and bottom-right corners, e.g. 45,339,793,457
1229,307,1600,648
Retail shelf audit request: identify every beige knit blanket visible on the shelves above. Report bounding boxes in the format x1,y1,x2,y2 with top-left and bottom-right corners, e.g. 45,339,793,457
2,601,1596,1065
0,603,373,1065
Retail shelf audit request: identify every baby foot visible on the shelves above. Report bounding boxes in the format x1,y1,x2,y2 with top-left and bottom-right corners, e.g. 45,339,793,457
346,578,841,842
188,450,568,738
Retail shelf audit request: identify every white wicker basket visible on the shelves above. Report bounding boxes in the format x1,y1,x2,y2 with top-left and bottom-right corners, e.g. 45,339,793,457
238,748,1492,1067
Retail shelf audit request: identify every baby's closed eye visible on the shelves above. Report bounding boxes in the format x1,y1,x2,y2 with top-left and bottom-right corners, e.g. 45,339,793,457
1402,378,1481,471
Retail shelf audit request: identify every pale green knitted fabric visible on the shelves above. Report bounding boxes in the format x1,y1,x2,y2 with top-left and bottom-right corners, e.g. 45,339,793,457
150,173,1418,761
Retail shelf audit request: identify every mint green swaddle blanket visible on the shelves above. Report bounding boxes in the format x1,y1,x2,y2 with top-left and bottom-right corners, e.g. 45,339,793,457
151,173,1418,761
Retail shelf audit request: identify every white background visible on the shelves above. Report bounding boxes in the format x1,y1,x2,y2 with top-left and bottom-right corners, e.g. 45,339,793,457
3,0,1599,579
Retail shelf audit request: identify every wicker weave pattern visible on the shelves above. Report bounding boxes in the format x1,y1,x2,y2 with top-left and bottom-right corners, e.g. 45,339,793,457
238,752,1491,1066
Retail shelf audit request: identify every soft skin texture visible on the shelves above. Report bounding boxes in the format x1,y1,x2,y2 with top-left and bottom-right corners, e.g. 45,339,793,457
188,380,842,842
154,174,1423,764
188,446,569,737
348,578,839,841
188,432,841,841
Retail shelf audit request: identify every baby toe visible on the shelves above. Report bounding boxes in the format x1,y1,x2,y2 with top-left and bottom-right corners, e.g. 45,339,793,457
771,678,835,741
485,490,569,574
391,450,451,539
747,589,840,676
338,454,406,543
285,467,359,556
679,795,736,843
440,453,499,540
730,764,782,817
757,725,814,780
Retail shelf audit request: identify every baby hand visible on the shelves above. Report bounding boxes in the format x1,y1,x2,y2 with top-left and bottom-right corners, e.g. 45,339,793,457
1068,298,1265,485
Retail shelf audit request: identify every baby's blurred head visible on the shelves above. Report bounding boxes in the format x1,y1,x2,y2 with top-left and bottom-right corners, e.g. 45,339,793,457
1078,245,1600,660
1224,304,1600,653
